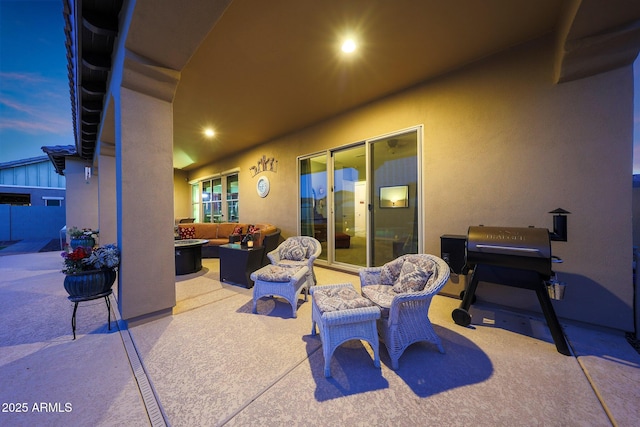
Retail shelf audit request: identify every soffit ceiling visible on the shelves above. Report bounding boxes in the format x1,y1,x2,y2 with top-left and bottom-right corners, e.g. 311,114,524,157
172,0,563,170
58,0,640,174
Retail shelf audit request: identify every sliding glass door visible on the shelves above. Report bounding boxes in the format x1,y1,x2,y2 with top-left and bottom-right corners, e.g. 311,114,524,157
299,126,420,268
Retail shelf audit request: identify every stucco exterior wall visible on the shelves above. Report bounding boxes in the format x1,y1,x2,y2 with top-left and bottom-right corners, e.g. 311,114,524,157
186,38,633,331
173,169,192,221
65,158,99,234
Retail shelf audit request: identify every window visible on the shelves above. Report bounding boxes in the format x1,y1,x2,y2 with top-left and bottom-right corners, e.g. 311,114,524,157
200,178,223,223
192,172,239,223
226,174,239,221
44,198,63,207
0,193,30,205
191,184,200,222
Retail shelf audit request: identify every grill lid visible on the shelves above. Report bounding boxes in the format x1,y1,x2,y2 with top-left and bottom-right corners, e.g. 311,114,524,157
466,226,552,276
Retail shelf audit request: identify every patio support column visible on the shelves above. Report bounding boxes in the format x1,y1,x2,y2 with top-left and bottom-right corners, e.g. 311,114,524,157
113,56,180,324
97,154,117,245
64,158,99,242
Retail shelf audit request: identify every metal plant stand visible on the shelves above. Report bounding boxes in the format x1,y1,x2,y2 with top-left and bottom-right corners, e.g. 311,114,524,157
68,290,112,340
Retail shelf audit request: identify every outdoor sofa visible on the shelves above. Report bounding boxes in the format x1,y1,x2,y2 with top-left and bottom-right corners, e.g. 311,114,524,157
177,222,279,258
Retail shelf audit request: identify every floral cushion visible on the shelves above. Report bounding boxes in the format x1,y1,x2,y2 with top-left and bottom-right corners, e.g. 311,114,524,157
232,225,243,235
313,286,374,313
254,265,299,282
392,261,433,293
279,240,306,261
179,226,196,240
361,285,395,317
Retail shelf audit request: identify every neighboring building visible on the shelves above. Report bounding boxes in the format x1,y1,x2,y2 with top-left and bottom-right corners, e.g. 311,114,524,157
0,156,66,206
0,155,67,241
52,0,640,336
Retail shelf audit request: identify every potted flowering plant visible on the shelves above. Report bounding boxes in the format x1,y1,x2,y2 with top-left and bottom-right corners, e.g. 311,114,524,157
61,243,120,298
67,226,99,249
62,244,120,273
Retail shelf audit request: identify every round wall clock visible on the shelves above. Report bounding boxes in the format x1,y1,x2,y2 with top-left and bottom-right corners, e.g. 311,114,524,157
256,176,270,198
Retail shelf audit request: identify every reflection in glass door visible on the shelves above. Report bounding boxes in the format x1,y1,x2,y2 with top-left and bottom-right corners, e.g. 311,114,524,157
370,130,419,266
333,145,366,266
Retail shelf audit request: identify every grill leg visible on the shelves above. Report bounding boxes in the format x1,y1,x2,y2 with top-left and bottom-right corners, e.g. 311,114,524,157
535,283,571,356
459,267,479,311
452,267,480,326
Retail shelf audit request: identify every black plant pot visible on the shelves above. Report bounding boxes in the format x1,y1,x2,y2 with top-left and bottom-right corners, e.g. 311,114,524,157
63,269,116,299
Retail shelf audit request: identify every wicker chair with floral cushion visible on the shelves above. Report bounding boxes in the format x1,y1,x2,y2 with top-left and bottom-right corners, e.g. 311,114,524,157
267,236,322,287
359,254,450,370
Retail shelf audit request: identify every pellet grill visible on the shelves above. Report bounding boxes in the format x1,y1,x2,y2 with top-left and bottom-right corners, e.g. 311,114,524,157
452,225,571,355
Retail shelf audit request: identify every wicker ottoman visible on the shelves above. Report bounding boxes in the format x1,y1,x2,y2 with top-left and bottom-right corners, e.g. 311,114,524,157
250,265,309,318
310,283,381,377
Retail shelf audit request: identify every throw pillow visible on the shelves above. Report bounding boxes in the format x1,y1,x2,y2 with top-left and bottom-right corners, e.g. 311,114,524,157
299,238,315,258
392,262,433,293
380,257,406,284
280,240,306,261
179,226,196,240
232,225,243,235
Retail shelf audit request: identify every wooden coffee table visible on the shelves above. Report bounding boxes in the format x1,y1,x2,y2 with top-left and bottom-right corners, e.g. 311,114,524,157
219,243,265,288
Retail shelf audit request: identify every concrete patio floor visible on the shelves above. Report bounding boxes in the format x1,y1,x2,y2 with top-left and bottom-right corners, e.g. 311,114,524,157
1,251,639,426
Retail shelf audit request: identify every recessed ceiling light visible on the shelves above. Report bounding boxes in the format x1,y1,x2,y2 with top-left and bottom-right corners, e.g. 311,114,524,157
204,128,215,138
341,39,356,53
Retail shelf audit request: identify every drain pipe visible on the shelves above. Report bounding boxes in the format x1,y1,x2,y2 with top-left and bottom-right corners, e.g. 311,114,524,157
634,248,639,339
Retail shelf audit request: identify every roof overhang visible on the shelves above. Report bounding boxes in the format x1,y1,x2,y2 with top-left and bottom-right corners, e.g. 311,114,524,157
41,145,78,176
64,0,123,162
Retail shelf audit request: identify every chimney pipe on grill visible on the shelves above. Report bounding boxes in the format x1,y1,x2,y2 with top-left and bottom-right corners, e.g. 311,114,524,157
549,208,570,241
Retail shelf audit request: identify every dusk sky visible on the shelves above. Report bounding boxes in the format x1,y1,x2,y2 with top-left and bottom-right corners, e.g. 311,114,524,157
0,0,72,163
1,1,640,173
